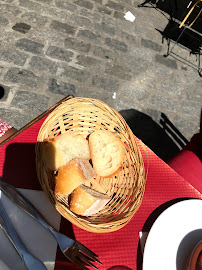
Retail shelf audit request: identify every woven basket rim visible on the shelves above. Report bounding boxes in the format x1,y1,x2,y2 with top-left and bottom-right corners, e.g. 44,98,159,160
35,97,147,233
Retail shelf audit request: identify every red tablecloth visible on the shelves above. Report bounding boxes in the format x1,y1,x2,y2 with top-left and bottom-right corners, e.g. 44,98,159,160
0,117,201,270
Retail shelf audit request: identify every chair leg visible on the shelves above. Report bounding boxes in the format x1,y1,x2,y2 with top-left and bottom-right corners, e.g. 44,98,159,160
164,26,186,57
198,54,202,77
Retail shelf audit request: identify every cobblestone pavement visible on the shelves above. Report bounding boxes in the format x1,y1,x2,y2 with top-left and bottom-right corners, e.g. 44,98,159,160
0,0,201,145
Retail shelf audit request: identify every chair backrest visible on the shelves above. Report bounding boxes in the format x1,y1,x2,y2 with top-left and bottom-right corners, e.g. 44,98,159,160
179,0,202,29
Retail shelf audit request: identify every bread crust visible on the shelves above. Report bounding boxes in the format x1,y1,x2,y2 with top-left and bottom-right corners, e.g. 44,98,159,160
89,130,125,177
55,158,95,196
70,187,97,215
42,130,125,216
70,179,110,216
42,133,91,170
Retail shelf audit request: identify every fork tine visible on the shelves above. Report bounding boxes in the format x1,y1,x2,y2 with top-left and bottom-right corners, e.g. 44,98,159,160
70,256,91,270
77,242,102,264
78,253,99,269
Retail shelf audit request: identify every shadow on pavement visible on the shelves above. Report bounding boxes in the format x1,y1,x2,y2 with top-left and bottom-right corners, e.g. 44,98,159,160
119,109,188,161
157,19,202,55
0,85,5,99
138,0,202,75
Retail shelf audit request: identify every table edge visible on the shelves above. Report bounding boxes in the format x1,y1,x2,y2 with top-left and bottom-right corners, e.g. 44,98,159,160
0,95,74,147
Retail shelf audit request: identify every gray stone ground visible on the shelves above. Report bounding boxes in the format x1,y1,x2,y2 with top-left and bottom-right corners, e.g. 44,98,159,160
0,0,201,145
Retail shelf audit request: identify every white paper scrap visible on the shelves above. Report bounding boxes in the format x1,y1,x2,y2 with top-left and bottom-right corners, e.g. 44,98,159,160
124,11,136,22
112,92,116,99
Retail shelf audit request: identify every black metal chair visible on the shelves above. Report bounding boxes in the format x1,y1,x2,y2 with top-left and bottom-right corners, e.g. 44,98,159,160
138,0,202,76
162,0,202,76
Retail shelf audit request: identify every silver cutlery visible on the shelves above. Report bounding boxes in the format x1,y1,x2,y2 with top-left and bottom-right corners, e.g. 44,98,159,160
0,199,47,270
0,177,101,270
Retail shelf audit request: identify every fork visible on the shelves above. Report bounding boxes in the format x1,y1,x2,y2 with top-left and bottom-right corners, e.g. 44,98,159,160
0,199,47,270
0,177,101,270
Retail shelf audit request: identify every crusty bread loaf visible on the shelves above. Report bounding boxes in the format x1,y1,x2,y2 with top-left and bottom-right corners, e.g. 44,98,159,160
42,133,90,170
83,177,107,192
89,130,126,177
55,158,95,196
70,179,110,216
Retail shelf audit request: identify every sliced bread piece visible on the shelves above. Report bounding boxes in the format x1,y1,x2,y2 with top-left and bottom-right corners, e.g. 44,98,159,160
89,130,126,177
83,178,107,192
42,133,90,170
55,158,95,196
82,178,108,196
70,179,110,216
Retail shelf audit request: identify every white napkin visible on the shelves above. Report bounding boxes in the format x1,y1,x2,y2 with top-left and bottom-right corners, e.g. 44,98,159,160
0,189,61,270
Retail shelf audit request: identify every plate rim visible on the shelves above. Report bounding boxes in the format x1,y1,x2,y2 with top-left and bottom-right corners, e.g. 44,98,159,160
143,198,202,270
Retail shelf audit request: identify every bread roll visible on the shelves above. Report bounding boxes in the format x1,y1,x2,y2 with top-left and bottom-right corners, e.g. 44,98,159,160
89,130,126,177
83,177,107,192
70,179,110,216
41,133,91,170
55,158,95,196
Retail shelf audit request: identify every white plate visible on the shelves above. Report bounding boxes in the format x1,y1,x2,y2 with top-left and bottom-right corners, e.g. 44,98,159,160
143,199,202,270
0,189,61,270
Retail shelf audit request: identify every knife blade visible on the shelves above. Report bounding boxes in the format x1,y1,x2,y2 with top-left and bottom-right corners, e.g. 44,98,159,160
0,177,74,246
0,198,47,270
0,177,56,233
0,177,101,270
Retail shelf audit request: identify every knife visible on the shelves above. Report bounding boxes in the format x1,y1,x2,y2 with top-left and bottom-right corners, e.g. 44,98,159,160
0,199,47,270
0,177,60,233
0,177,101,270
0,176,74,252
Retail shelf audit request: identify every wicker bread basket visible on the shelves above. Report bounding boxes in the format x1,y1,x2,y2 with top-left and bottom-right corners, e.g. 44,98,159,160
36,97,146,233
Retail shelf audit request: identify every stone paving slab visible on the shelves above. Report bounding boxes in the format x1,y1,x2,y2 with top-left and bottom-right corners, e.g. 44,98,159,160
0,0,201,151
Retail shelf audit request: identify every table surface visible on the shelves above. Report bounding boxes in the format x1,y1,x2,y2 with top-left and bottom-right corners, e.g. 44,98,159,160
0,98,201,270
